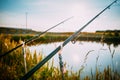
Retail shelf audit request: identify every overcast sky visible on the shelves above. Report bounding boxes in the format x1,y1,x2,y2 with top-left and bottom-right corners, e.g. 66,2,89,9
0,0,120,32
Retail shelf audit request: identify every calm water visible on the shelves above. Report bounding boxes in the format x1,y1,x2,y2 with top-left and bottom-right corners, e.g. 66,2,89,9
29,41,120,77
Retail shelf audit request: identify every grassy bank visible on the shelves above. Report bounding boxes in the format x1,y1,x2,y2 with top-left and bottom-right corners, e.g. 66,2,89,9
2,30,119,46
1,27,120,45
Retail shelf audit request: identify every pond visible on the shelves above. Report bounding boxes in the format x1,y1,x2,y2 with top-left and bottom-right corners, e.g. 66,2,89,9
28,41,120,78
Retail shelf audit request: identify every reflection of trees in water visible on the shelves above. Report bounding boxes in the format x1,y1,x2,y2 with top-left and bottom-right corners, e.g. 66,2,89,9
106,42,119,48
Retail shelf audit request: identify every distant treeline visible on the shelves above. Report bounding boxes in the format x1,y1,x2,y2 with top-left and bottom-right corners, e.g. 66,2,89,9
0,27,120,45
96,30,120,33
0,27,75,35
1,27,120,35
0,27,41,34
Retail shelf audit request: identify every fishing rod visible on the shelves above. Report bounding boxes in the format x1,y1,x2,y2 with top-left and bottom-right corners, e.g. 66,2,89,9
21,0,118,79
0,17,73,58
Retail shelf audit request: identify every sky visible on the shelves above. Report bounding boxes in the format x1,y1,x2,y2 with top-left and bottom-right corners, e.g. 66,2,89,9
0,0,120,32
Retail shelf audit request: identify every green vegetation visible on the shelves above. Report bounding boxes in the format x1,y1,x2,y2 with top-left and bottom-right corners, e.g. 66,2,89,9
0,34,120,80
0,27,120,45
2,32,120,46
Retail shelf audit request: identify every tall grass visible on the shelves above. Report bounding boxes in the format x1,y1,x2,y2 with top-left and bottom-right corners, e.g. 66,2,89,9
0,34,120,80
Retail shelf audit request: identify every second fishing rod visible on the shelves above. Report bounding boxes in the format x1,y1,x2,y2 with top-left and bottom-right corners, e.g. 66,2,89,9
0,17,73,58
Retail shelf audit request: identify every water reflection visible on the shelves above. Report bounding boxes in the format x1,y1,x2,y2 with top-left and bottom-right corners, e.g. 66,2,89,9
28,41,120,78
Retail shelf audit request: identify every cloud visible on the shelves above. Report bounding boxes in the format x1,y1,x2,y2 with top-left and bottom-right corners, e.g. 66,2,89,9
0,0,120,32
